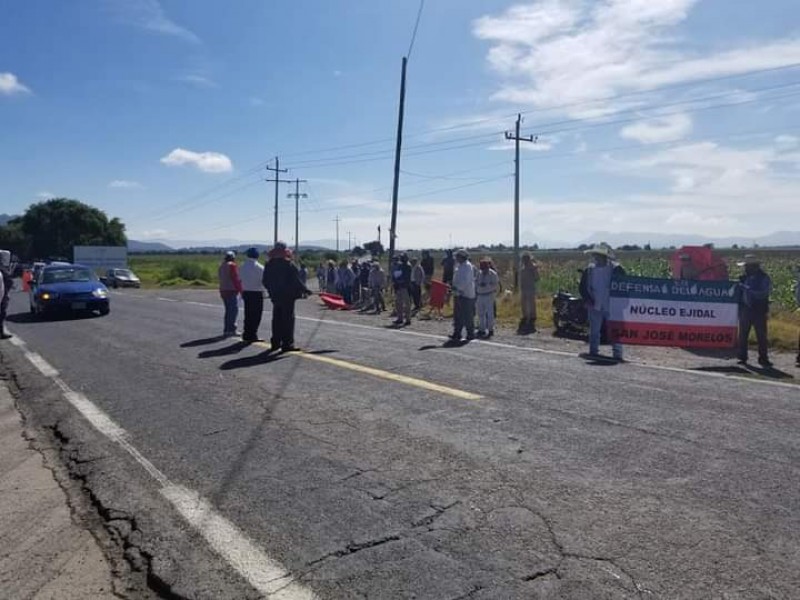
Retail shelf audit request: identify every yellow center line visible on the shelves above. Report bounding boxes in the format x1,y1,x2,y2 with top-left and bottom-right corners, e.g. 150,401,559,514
252,342,482,401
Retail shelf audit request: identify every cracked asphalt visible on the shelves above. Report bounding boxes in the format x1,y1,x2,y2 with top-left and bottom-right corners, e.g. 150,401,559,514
1,288,799,599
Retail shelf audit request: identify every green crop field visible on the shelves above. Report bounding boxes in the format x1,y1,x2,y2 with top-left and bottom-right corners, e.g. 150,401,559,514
129,248,800,351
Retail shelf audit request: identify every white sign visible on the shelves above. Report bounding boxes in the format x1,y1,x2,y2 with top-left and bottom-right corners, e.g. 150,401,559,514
73,246,128,271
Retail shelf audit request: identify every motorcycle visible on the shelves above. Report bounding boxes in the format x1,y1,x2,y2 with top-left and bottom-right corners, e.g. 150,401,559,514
551,289,588,336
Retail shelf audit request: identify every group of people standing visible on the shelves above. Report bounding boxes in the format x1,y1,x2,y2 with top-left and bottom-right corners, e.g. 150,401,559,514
218,242,310,352
218,244,800,369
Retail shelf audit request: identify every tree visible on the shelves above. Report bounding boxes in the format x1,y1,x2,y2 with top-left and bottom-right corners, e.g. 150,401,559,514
8,198,126,259
363,240,384,257
350,245,367,257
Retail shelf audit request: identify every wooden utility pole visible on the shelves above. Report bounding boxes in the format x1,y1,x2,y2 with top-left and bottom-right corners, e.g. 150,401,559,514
286,178,307,253
388,56,408,264
505,114,535,289
265,157,291,245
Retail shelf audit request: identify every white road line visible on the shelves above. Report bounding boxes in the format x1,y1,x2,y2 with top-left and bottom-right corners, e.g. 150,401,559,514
25,351,59,377
114,293,800,390
7,329,318,599
157,297,180,302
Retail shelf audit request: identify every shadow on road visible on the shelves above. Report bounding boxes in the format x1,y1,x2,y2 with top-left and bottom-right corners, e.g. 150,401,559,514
692,365,750,375
691,364,794,380
7,311,97,324
180,336,227,348
198,341,249,359
219,350,286,371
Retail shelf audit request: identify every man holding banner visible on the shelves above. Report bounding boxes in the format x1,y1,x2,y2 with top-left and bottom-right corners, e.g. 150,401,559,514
580,244,625,360
736,255,772,367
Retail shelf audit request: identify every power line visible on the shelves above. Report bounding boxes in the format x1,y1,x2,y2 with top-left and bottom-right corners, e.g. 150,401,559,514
407,0,425,60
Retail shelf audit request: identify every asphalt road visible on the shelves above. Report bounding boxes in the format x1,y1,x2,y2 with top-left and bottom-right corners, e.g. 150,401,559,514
2,288,799,599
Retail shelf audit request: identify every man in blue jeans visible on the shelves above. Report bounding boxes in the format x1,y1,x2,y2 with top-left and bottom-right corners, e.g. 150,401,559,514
736,255,772,367
580,244,625,360
218,251,242,337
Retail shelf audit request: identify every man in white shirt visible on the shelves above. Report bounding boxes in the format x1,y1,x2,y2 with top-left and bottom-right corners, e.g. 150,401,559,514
475,259,499,338
240,247,265,343
450,249,476,342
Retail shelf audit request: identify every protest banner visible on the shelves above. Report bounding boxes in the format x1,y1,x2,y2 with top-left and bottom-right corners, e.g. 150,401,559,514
607,275,738,348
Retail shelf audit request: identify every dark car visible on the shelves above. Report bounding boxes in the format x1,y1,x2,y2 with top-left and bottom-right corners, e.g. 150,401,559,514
30,264,110,317
105,268,141,288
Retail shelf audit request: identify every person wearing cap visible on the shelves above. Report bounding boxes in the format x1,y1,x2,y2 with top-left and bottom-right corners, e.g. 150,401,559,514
262,241,310,352
218,250,243,337
392,253,412,326
580,244,625,360
410,257,425,313
476,258,499,338
736,255,772,367
450,249,476,341
0,249,11,340
240,247,265,343
519,253,540,334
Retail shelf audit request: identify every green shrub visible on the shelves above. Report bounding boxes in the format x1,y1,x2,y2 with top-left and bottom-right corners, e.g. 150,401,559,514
165,262,212,282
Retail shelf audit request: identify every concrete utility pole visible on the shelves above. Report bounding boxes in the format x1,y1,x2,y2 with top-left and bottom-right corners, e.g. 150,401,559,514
265,157,291,245
388,56,408,264
505,114,535,289
347,231,352,252
286,178,307,253
333,215,341,253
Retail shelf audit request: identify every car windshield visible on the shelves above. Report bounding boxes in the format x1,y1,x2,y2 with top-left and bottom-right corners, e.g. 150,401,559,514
42,268,96,284
114,269,133,277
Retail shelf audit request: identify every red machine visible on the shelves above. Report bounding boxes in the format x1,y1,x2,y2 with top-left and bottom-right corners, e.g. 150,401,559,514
670,246,728,281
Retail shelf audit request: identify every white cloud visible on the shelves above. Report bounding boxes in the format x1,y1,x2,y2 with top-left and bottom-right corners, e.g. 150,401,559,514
0,72,31,95
109,180,143,189
473,1,800,116
620,113,692,143
110,0,200,43
178,74,215,88
774,134,799,151
36,191,55,199
160,148,233,173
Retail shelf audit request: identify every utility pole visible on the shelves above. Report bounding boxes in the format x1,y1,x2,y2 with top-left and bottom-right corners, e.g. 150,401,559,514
347,231,352,252
505,114,535,289
265,157,291,245
333,215,341,253
377,225,381,245
388,56,408,264
286,178,307,253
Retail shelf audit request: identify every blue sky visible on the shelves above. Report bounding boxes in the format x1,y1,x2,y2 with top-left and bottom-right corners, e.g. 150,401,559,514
2,0,800,248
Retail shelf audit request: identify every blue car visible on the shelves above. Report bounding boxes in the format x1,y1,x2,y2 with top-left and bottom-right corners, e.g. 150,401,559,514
30,264,110,317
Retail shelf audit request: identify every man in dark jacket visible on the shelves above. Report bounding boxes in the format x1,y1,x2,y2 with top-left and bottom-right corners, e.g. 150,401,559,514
391,253,412,326
736,255,772,367
262,242,310,352
0,250,12,340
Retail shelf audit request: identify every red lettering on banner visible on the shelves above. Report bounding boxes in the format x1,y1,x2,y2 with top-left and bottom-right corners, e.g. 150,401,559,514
606,322,736,348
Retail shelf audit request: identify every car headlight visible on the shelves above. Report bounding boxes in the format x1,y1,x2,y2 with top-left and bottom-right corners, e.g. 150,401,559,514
92,289,108,298
40,292,57,300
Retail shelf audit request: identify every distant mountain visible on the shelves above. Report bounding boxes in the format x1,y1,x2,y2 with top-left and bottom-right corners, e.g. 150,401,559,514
127,240,175,252
0,214,17,227
579,231,800,249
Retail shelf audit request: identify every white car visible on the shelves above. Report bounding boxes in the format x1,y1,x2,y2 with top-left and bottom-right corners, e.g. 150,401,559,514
105,268,141,288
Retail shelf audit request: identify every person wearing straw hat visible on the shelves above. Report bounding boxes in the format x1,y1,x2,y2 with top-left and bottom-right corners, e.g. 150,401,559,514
580,243,625,360
736,254,772,367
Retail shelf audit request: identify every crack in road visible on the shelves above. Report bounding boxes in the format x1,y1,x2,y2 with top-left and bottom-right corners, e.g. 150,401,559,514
306,534,402,567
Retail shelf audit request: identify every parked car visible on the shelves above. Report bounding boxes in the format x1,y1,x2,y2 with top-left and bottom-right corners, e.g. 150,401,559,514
104,268,141,288
29,264,110,317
